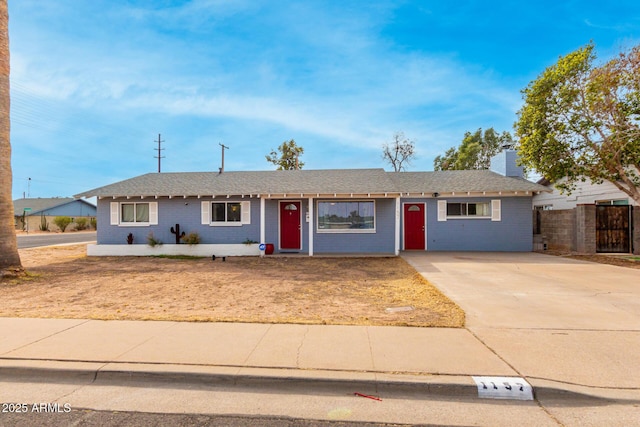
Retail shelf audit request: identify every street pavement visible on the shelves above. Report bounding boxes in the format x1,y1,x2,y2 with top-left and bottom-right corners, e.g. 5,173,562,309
1,252,639,426
16,231,97,249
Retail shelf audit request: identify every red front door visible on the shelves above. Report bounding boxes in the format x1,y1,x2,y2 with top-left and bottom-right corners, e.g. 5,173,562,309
280,201,301,250
404,203,425,250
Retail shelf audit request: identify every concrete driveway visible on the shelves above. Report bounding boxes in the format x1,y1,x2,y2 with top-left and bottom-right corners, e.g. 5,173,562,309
402,251,640,330
402,252,640,395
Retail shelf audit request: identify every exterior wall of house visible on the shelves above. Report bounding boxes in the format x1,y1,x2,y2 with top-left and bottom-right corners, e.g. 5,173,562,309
98,197,397,253
96,197,260,245
533,179,639,210
262,199,312,254
262,198,395,254
96,196,535,253
423,197,533,251
313,198,396,254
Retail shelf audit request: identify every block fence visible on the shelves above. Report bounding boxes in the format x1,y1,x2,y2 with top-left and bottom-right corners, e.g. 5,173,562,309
534,204,639,254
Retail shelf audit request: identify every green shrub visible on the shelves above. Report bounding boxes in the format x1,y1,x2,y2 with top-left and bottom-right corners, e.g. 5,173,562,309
90,217,97,230
53,216,72,232
75,217,88,230
181,232,201,245
146,232,163,247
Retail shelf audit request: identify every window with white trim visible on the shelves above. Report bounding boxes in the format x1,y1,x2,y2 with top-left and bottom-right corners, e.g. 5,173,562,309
122,203,149,223
213,202,241,223
437,200,501,222
317,201,375,232
446,202,490,217
110,202,158,226
201,201,250,226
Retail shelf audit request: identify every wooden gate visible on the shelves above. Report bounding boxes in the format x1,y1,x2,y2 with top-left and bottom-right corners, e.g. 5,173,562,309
596,205,632,253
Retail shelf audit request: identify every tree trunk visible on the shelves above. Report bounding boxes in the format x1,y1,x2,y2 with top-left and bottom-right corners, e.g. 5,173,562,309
0,0,23,277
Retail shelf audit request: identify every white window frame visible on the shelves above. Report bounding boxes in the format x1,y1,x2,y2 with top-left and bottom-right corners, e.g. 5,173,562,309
446,201,491,219
316,200,376,233
437,200,501,222
110,202,158,226
201,200,250,227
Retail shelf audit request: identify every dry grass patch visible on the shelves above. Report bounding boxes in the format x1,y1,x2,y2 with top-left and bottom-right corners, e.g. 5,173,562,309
1,245,464,327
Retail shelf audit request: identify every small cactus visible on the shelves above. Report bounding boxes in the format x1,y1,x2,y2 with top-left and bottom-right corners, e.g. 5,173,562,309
127,233,134,244
170,224,186,244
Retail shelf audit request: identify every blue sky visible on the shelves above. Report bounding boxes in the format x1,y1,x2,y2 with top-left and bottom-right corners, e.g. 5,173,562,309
9,0,640,200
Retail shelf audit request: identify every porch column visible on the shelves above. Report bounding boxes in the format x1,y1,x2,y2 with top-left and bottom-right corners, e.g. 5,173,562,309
308,197,314,256
260,196,266,257
395,196,401,255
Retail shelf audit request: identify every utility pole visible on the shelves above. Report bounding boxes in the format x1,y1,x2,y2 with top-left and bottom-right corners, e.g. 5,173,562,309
27,177,31,198
154,134,165,173
219,143,229,173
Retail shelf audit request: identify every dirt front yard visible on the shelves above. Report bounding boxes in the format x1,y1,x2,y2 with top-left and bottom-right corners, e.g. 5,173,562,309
0,245,464,327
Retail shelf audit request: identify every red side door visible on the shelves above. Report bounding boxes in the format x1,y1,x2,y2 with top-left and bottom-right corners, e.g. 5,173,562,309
280,201,301,250
404,203,425,250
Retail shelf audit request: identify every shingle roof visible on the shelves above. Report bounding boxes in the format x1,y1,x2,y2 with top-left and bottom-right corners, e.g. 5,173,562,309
389,170,549,194
75,169,549,199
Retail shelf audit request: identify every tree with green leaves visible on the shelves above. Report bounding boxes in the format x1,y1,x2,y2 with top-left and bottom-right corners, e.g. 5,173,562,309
515,43,640,204
266,139,304,170
433,128,513,171
382,132,416,172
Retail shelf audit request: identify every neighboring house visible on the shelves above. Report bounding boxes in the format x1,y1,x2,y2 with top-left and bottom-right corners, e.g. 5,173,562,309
532,177,639,210
75,150,548,256
14,197,97,232
532,178,639,254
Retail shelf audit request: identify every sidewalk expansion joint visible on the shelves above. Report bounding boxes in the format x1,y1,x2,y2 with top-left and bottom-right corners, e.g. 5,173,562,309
295,326,309,368
0,319,92,356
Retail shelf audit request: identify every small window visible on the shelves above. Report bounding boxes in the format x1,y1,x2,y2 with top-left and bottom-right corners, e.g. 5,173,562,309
111,201,157,226
446,202,490,217
212,202,242,223
407,205,421,212
202,201,250,226
121,203,149,223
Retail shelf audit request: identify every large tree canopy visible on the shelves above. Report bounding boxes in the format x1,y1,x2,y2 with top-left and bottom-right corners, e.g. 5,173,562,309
265,139,304,170
515,43,640,204
433,128,513,171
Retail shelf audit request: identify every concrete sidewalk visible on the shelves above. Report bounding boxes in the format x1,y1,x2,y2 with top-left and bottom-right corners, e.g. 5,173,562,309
1,318,550,426
0,318,512,386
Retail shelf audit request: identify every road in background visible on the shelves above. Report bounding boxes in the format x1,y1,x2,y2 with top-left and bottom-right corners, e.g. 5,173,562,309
17,232,96,249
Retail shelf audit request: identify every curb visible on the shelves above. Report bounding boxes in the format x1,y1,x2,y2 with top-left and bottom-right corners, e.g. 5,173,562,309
0,360,479,400
0,359,624,404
